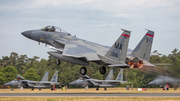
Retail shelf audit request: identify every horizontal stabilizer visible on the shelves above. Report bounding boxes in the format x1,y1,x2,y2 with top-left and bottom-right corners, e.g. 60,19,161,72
120,81,132,84
108,64,129,68
97,54,118,65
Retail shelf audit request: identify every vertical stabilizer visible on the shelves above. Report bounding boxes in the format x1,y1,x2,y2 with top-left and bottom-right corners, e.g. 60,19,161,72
41,71,49,81
105,29,131,63
131,29,154,61
51,71,58,82
116,69,123,81
105,69,114,80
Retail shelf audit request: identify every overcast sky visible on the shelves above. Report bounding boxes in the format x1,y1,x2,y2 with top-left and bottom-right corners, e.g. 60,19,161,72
0,0,180,59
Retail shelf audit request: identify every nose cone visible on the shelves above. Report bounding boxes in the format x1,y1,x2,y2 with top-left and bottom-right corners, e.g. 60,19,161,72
4,82,12,86
21,30,33,39
69,81,77,85
148,80,156,85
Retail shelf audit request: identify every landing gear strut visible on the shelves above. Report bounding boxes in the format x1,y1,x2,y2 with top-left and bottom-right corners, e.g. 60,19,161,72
99,66,106,74
56,59,60,65
80,67,87,75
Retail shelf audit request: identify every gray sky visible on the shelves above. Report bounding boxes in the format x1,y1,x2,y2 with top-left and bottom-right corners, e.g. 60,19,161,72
0,0,180,59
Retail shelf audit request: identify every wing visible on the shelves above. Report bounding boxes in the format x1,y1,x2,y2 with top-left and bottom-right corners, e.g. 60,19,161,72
86,80,104,86
61,40,108,61
26,81,52,88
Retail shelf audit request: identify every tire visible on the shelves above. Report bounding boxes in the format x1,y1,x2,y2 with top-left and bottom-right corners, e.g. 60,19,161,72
56,60,60,65
99,66,106,74
80,67,87,75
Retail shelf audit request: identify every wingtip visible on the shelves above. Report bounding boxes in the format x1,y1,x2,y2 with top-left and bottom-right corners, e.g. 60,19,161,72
145,29,154,32
121,29,131,33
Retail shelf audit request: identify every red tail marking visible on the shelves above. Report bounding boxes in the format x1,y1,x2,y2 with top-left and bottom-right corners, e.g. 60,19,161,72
146,33,154,37
122,34,130,37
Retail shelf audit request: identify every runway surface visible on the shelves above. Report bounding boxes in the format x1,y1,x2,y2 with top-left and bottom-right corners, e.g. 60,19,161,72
1,93,180,97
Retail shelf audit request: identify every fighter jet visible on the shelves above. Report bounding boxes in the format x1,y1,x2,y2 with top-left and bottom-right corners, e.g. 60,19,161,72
4,71,60,90
21,26,155,75
70,69,130,90
148,75,180,90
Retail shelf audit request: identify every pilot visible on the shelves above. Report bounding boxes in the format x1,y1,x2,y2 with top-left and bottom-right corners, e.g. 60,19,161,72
45,26,50,31
49,26,55,32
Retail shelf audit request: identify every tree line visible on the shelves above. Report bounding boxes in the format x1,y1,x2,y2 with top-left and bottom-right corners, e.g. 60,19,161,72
0,48,180,88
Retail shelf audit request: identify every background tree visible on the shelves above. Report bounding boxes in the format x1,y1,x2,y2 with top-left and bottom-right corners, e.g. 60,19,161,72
23,68,40,81
169,48,179,65
2,66,17,82
17,55,28,74
9,52,19,66
2,56,10,67
0,72,6,84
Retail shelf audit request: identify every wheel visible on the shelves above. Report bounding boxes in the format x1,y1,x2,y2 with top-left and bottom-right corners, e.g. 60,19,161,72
96,88,99,90
80,67,87,75
32,88,34,91
99,66,106,74
56,60,60,65
39,89,41,91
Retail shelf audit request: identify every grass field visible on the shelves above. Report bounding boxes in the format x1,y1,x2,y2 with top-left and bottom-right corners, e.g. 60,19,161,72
0,97,180,101
1,87,180,93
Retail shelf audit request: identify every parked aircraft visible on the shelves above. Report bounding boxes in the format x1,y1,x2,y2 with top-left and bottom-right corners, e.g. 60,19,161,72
70,69,130,90
21,26,155,75
4,71,60,90
148,75,180,90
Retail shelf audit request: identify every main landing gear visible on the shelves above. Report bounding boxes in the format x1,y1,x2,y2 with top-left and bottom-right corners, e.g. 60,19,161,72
80,67,87,75
56,60,61,65
80,66,106,75
99,66,106,75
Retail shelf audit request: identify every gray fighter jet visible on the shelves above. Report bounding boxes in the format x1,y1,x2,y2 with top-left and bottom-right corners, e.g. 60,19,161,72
148,75,180,90
4,71,60,90
21,26,155,75
70,69,130,90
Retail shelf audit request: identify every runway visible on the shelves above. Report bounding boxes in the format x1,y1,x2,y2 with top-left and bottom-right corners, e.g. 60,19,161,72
1,93,180,97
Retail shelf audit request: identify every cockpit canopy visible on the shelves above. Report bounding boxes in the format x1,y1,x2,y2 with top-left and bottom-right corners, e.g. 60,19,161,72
41,25,69,33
